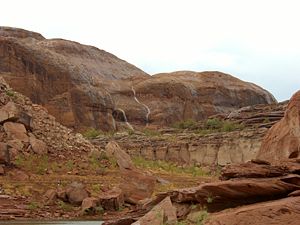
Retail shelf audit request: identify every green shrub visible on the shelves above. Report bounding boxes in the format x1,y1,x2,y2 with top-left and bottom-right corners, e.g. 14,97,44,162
195,210,209,225
5,90,15,97
143,129,161,136
28,201,40,211
82,128,102,138
205,118,243,133
133,157,209,177
173,119,197,129
14,155,49,175
205,118,223,129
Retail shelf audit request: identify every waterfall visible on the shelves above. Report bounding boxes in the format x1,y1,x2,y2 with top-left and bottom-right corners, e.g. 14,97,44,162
115,108,134,131
131,86,151,125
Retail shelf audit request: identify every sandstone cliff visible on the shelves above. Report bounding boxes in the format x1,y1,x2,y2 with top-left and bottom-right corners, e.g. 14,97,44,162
93,102,287,166
0,27,277,131
258,90,300,162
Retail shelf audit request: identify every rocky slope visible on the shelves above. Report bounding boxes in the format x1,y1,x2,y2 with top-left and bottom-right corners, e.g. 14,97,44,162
0,27,276,131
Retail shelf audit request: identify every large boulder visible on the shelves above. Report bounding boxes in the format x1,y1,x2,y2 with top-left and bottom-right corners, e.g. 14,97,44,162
0,102,32,130
0,27,276,131
3,122,29,142
29,136,48,155
105,141,134,170
0,101,21,123
132,197,177,225
166,175,300,209
65,182,90,205
119,169,156,204
257,90,300,162
99,187,124,211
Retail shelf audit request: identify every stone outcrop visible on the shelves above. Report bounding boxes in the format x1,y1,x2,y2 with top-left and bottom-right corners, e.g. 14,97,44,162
0,27,276,131
258,90,300,162
205,196,300,225
132,197,177,225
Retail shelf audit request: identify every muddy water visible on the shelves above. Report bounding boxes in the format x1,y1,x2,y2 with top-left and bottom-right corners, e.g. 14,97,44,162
0,222,103,225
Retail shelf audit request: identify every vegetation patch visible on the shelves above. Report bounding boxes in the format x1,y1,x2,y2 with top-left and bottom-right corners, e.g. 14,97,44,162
172,119,197,129
143,128,161,137
133,157,209,177
15,155,49,175
82,128,102,138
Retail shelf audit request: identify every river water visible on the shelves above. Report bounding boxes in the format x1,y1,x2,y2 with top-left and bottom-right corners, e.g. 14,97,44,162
0,222,103,225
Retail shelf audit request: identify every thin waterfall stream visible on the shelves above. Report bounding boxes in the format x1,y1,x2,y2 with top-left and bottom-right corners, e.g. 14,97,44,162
131,86,151,125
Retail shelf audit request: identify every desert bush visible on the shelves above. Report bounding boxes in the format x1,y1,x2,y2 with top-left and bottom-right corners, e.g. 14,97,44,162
82,128,102,138
173,119,197,129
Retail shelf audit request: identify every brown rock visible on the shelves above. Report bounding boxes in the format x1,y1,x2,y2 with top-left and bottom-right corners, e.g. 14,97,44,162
221,161,286,180
132,71,276,126
29,136,48,155
3,122,29,142
0,102,21,123
0,27,276,131
81,197,99,214
65,182,90,205
105,141,134,170
0,142,10,165
288,190,300,197
44,189,57,205
167,175,300,210
131,197,177,225
0,102,32,129
206,196,300,225
0,27,148,131
99,187,124,211
258,90,300,162
120,169,156,204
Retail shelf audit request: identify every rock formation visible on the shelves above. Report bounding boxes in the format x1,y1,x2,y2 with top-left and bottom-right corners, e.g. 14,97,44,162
93,102,287,166
130,71,276,125
0,27,276,131
258,90,300,162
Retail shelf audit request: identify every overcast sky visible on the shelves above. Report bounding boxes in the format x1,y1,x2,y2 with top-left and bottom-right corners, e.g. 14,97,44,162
1,0,300,101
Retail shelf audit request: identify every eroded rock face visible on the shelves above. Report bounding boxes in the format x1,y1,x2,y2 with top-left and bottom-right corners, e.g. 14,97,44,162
258,90,300,162
206,196,300,225
130,71,276,125
0,27,148,131
0,27,276,131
